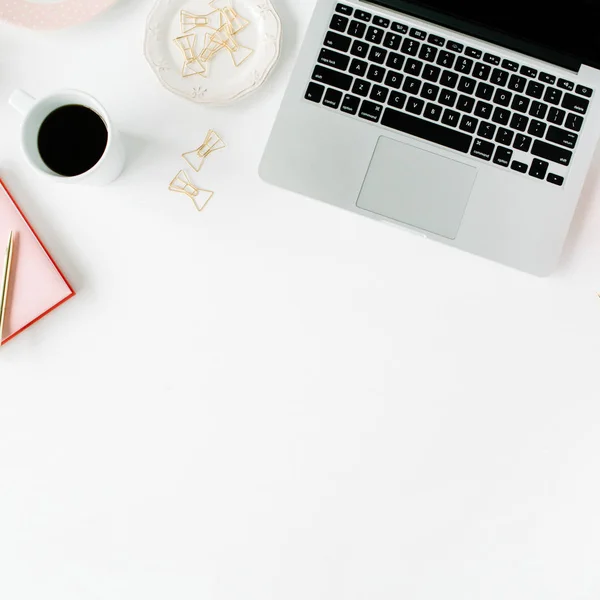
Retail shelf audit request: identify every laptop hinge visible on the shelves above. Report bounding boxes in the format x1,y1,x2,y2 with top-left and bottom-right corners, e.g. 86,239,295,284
362,0,581,73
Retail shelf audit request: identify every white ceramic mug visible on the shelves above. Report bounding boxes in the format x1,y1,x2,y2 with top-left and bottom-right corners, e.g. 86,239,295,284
9,89,125,185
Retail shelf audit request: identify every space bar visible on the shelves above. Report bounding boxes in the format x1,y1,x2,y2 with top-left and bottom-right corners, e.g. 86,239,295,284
381,108,472,153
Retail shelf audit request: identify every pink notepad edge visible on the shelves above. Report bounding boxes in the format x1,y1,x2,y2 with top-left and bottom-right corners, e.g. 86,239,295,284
0,178,75,346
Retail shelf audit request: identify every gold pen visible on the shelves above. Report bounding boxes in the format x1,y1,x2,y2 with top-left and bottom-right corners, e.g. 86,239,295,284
0,231,15,344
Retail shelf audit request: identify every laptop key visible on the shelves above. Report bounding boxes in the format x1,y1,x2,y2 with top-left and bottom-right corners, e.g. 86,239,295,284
319,48,350,71
457,94,475,112
528,119,547,138
539,72,556,85
354,10,371,21
465,47,482,59
492,106,511,125
374,16,390,28
392,22,408,33
330,14,349,33
490,68,509,87
493,146,513,166
336,3,353,15
483,53,500,65
474,101,492,118
428,34,445,47
478,121,496,140
358,100,382,122
383,32,402,50
403,76,421,95
473,62,491,80
511,160,528,173
340,94,361,114
324,31,352,52
382,107,472,152
565,113,584,132
348,20,366,38
323,88,343,109
495,127,514,146
370,85,389,103
424,102,443,121
388,91,407,109
305,82,325,103
404,58,423,77
510,113,529,131
526,81,544,99
386,52,405,71
406,97,425,115
455,57,474,74
437,51,455,68
401,38,420,56
547,173,564,186
546,125,578,149
513,133,532,152
440,90,458,107
458,76,476,94
312,65,353,90
352,78,371,97
367,64,386,82
529,101,548,119
446,41,464,53
548,107,566,126
508,74,527,92
440,70,459,89
350,40,369,58
459,115,479,133
368,46,388,64
529,158,548,179
493,89,512,107
471,138,495,160
366,26,384,44
520,66,537,78
501,60,519,72
562,93,589,114
410,28,427,40
543,87,562,105
576,85,593,98
531,139,572,165
384,70,403,89
475,82,494,101
423,65,441,82
419,44,438,62
441,108,460,127
511,95,530,113
557,78,574,91
350,58,368,76
421,83,440,102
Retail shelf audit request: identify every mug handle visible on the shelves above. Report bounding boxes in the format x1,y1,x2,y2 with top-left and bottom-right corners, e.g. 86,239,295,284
9,90,36,117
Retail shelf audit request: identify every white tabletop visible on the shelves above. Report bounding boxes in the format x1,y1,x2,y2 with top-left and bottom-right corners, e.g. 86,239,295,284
2,2,600,599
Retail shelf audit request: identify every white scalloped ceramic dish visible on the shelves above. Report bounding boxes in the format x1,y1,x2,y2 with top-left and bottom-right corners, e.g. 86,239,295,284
0,0,118,30
145,0,281,104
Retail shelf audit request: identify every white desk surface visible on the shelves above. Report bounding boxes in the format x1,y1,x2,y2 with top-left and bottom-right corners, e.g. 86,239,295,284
1,2,600,599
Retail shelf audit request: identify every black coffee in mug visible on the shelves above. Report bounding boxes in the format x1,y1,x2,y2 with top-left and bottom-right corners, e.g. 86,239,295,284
37,104,109,177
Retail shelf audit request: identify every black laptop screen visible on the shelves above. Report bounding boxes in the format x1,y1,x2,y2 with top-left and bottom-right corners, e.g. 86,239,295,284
371,0,600,71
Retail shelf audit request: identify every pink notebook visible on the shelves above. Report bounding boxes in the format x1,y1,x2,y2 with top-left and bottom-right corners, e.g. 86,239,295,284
0,179,75,345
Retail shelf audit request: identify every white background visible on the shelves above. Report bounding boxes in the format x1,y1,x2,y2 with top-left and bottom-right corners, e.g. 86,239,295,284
2,1,600,599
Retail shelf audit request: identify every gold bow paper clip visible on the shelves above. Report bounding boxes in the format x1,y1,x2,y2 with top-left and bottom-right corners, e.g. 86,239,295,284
199,31,226,62
180,9,222,34
218,6,249,34
209,23,253,67
174,34,207,77
169,170,214,211
182,130,226,172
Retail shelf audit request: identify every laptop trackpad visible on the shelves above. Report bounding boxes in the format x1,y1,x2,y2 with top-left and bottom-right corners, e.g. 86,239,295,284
356,137,477,240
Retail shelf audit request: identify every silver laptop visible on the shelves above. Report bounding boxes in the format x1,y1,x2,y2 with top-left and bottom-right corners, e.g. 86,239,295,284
260,0,600,275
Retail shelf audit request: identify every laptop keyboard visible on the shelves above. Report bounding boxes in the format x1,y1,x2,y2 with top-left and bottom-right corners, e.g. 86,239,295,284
304,3,595,187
